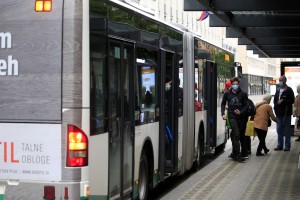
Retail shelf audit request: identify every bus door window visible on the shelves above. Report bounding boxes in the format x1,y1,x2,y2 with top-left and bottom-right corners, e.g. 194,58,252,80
122,44,134,192
178,57,183,117
195,39,212,111
164,52,175,163
108,40,134,199
195,60,204,111
90,34,108,135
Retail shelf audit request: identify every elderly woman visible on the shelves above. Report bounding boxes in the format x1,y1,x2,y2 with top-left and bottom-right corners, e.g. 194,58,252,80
254,95,277,156
294,85,300,141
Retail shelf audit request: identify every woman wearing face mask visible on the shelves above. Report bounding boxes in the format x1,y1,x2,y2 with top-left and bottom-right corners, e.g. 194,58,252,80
221,77,249,162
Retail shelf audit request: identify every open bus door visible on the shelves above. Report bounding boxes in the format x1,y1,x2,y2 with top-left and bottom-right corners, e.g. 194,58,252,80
107,38,135,199
204,61,218,149
159,49,179,179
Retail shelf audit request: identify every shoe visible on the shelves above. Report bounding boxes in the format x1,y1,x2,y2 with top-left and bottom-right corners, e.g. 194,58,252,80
274,147,283,151
241,154,249,159
284,148,290,151
228,153,234,159
234,155,245,162
256,152,264,156
264,149,270,154
295,137,300,141
229,153,238,160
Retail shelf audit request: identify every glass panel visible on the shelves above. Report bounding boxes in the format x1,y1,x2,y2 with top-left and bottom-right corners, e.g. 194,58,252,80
90,34,108,135
195,38,210,112
136,47,158,125
122,44,134,191
109,41,121,198
178,55,183,117
90,0,107,17
165,52,174,162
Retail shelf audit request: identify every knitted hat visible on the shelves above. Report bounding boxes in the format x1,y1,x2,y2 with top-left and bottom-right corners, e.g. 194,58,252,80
224,81,232,91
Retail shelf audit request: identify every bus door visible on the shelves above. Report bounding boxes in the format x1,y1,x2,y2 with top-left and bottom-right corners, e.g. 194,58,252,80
159,49,179,178
108,38,135,199
204,61,218,149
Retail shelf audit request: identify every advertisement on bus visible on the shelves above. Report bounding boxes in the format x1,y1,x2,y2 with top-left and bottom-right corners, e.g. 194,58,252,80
0,124,62,181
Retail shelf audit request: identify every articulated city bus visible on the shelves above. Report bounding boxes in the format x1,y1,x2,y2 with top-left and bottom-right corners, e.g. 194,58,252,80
0,0,234,199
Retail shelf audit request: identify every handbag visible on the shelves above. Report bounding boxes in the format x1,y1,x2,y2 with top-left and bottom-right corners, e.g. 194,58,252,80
268,118,272,127
245,116,256,137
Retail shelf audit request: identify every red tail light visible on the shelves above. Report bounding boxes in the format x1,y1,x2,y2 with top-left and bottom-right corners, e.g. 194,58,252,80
67,125,88,167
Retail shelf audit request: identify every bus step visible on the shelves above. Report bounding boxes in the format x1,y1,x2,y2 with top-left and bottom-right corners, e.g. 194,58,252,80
205,148,215,157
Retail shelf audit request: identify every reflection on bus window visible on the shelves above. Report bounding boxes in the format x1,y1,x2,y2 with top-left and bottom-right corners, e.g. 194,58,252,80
136,48,158,125
178,60,183,117
195,82,201,111
90,35,108,135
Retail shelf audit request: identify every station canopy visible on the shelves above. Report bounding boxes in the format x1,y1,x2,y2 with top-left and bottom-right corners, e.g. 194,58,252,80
184,0,300,58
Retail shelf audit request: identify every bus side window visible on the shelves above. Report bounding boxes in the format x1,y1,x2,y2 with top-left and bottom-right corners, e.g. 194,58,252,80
138,65,156,124
136,48,158,125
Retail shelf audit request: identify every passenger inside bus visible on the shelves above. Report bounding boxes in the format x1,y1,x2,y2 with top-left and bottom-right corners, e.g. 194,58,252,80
165,76,173,160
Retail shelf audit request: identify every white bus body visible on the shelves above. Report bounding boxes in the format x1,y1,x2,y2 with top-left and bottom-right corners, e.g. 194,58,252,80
0,0,233,199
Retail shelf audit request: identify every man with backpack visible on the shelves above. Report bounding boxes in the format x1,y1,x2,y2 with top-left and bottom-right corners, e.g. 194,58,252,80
221,77,249,162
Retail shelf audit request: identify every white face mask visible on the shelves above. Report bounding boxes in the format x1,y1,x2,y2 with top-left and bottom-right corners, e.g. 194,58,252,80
165,84,171,91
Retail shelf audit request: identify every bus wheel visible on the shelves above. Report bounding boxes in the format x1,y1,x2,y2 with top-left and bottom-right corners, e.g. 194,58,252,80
194,132,204,170
138,153,149,200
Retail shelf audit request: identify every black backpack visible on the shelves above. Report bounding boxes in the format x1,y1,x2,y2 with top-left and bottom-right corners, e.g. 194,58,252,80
246,99,256,117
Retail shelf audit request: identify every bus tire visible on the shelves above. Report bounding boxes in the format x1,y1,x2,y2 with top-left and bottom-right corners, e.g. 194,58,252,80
194,130,204,170
138,152,149,200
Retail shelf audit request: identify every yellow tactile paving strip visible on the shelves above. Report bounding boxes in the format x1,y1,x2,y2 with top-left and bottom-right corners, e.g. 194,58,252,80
161,129,300,200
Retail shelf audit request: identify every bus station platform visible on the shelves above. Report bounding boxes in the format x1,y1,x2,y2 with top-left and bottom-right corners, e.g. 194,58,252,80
161,95,300,200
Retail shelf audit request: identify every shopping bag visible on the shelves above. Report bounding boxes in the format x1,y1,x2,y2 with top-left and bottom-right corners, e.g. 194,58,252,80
226,113,231,129
245,117,256,137
294,117,300,136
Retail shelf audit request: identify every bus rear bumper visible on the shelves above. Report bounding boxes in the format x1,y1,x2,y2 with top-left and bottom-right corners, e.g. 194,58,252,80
0,180,89,200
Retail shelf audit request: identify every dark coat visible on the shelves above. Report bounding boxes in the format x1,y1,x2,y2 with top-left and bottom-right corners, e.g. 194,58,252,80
273,86,295,117
221,88,248,119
